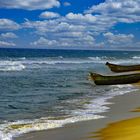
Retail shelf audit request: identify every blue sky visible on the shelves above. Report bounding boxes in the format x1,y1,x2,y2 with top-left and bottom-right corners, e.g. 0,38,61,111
0,0,140,50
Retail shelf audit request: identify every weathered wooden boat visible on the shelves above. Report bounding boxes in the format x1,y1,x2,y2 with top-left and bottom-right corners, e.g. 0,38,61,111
89,72,140,85
106,62,140,72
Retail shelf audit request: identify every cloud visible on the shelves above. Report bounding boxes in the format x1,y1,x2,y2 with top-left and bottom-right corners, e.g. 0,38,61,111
31,37,57,46
103,32,134,44
85,0,140,23
0,32,18,38
22,0,140,49
65,13,117,33
0,0,60,10
31,34,95,47
0,32,17,47
102,32,136,48
30,26,96,47
0,40,16,47
23,20,86,34
0,19,20,30
86,0,140,14
66,13,97,23
39,11,60,19
63,2,71,6
23,13,132,48
24,19,97,47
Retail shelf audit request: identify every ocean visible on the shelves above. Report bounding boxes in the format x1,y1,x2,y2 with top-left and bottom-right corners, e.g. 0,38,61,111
0,48,140,140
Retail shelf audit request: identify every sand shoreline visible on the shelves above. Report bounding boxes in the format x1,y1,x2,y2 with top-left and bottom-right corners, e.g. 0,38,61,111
15,90,140,140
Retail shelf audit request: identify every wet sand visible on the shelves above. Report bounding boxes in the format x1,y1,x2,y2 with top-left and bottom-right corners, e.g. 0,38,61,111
15,90,140,140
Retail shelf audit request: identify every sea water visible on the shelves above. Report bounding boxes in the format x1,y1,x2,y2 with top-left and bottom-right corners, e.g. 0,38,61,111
0,48,139,140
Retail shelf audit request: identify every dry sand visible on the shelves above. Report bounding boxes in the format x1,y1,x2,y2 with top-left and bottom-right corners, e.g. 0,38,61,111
15,90,140,140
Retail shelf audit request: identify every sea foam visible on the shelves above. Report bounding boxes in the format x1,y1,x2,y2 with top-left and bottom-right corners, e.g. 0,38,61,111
0,61,25,71
0,84,138,140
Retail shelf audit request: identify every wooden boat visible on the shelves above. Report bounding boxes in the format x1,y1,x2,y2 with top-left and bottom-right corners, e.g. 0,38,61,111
106,62,140,72
89,72,140,85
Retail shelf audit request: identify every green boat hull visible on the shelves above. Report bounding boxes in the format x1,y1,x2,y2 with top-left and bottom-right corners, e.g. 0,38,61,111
106,62,140,72
89,72,140,85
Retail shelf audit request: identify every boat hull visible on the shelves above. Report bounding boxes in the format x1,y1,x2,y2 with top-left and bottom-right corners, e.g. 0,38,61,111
106,62,140,72
89,72,140,85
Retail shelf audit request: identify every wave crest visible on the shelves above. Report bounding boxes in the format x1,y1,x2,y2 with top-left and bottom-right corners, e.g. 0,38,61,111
0,61,25,71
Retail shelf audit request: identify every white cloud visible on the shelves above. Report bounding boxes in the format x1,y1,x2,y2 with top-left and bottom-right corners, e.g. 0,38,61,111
0,40,16,47
0,32,18,38
24,19,97,47
86,0,140,15
0,0,60,10
63,2,71,6
22,14,118,48
22,0,140,49
65,13,117,33
40,11,60,19
102,32,136,49
66,13,97,23
23,20,86,34
31,32,95,47
31,37,57,46
85,0,140,23
103,32,134,44
0,19,20,30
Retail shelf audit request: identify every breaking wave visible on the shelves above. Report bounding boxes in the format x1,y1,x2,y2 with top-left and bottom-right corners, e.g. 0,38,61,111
0,84,138,140
0,61,25,71
1,55,140,72
132,56,140,59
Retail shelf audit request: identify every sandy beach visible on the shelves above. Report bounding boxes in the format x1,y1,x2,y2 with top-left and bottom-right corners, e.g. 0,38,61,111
15,89,140,140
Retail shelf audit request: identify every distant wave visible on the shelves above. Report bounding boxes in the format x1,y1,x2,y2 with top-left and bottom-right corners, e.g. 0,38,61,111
132,56,140,59
0,61,25,71
58,56,63,59
88,56,116,60
88,56,102,60
0,55,140,72
21,58,99,65
18,57,26,60
23,60,95,65
21,56,115,65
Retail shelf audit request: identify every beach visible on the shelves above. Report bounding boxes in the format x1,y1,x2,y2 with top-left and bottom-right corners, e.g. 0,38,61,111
15,90,140,140
0,49,140,140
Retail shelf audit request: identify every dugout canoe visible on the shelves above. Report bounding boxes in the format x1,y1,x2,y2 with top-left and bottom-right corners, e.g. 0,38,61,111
89,72,140,85
106,62,140,72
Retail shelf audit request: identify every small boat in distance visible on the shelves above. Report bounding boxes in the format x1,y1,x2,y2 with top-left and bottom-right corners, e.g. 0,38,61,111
106,62,140,72
89,72,140,85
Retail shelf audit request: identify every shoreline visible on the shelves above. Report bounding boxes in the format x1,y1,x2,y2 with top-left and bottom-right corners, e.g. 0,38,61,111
15,90,140,140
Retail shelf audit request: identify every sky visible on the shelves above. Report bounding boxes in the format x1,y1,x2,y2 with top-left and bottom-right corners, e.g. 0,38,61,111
0,0,140,50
